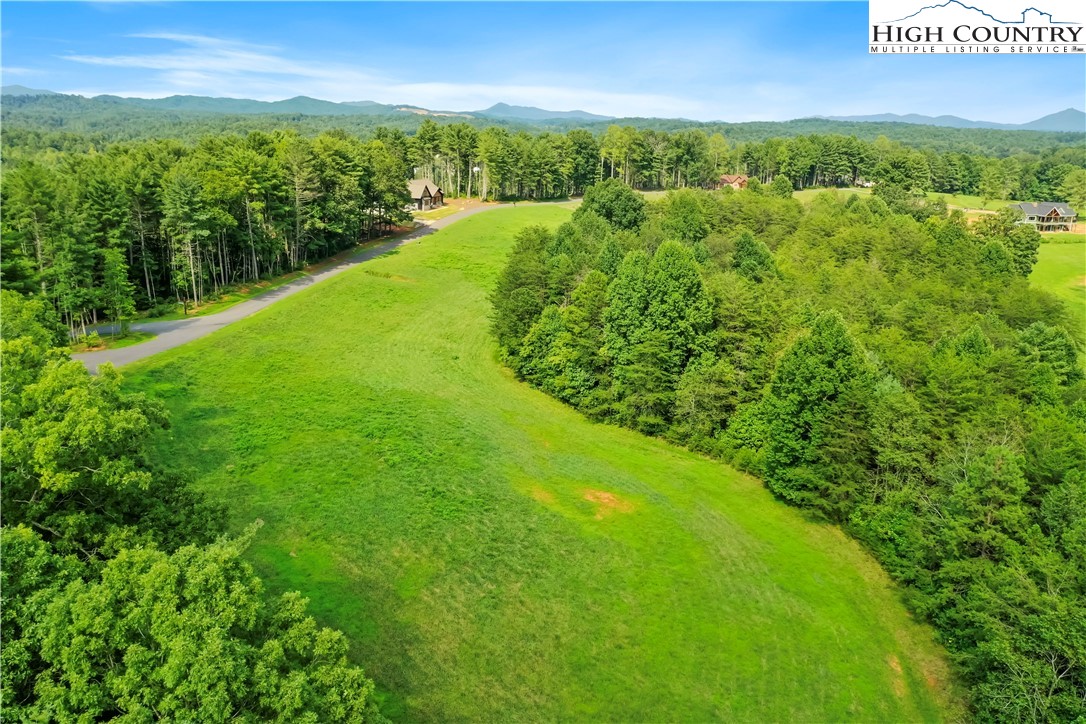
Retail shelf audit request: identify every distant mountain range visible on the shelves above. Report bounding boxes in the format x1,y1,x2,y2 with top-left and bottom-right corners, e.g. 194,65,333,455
0,86,614,123
814,108,1085,132
474,103,612,122
2,85,1083,131
2,84,58,96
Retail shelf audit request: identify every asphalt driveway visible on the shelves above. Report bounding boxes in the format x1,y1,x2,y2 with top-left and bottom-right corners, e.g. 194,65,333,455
74,203,525,373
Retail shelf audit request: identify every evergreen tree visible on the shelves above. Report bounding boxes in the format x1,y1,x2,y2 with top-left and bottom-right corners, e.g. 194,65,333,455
732,229,777,282
644,240,712,376
603,250,651,371
490,226,551,353
1019,322,1083,386
763,311,873,518
100,247,136,335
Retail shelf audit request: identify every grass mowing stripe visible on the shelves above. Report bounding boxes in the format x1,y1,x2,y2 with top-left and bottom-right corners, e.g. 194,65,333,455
125,205,962,721
1032,242,1086,353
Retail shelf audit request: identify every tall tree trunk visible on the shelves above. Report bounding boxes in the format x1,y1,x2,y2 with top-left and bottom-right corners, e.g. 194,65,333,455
245,199,259,280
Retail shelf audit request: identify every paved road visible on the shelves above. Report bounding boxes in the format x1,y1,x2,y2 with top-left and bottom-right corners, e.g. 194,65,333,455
74,203,536,373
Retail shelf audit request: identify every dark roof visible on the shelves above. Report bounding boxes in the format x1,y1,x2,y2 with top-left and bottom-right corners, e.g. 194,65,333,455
408,179,441,199
1012,201,1076,217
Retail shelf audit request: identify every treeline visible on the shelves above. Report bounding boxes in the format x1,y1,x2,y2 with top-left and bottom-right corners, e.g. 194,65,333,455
2,130,411,332
4,121,1083,334
5,92,1083,157
591,126,1084,200
739,134,1086,201
0,291,383,720
492,181,1085,721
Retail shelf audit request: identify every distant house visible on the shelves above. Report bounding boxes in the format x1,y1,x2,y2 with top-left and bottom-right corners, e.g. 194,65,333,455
1011,201,1077,232
718,174,749,190
408,179,444,211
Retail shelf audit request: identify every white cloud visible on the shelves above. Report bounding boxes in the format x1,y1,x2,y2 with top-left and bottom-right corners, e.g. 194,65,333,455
59,32,701,117
2,66,45,77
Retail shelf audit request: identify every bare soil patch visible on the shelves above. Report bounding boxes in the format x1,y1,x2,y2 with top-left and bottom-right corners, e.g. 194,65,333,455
887,654,906,698
582,489,634,520
530,486,556,505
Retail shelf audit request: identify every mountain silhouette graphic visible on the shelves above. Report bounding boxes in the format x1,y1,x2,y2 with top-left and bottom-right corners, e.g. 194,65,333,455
885,0,1074,24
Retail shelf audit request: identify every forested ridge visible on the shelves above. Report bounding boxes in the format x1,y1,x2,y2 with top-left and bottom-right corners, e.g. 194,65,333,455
492,181,1086,721
3,115,1084,336
5,91,1085,155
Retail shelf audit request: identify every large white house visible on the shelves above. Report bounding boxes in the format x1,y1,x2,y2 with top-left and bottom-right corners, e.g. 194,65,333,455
1011,202,1077,232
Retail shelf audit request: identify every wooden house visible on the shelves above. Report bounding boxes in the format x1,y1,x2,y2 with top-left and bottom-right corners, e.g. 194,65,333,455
718,174,749,190
408,179,444,211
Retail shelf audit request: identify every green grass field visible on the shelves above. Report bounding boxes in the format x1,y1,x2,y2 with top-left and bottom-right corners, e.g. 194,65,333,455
1040,231,1086,244
1032,243,1086,347
792,187,872,203
791,187,1021,212
123,206,960,721
925,192,1013,211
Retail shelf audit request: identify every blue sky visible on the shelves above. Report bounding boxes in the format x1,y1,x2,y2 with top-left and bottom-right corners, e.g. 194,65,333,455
2,1,1083,122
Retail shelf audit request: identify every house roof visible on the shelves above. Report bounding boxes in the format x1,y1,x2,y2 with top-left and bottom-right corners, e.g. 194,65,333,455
1012,201,1076,217
720,174,748,184
408,179,441,199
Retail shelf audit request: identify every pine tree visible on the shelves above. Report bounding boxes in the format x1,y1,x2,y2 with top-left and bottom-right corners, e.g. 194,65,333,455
763,311,873,518
732,229,777,282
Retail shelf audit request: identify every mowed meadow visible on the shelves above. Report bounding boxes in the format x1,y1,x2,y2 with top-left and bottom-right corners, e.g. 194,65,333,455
1032,242,1086,348
123,206,961,721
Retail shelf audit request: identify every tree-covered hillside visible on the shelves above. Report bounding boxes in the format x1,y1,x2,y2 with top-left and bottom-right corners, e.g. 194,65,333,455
492,181,1086,721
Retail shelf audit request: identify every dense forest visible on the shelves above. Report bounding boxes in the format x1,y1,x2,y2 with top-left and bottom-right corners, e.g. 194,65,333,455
2,130,413,332
3,116,1084,336
0,291,383,720
492,181,1085,721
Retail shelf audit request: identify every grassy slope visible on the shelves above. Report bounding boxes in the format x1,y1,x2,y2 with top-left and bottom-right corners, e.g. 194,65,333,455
1032,242,1086,349
124,206,960,721
792,187,1023,212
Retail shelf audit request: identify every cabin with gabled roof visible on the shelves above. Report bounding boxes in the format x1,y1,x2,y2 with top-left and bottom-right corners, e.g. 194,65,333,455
408,179,444,211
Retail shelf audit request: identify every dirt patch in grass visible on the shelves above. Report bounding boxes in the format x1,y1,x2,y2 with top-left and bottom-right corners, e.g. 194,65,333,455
582,489,634,520
887,654,906,698
530,486,556,505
